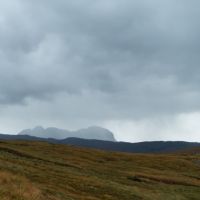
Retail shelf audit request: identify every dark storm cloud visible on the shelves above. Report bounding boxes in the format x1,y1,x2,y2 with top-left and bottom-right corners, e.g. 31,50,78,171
0,0,200,120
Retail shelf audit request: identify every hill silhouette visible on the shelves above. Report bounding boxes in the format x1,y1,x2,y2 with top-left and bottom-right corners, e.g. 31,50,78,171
0,133,200,153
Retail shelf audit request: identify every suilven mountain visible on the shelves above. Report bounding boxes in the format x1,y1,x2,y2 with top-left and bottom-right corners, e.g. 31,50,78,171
18,126,116,141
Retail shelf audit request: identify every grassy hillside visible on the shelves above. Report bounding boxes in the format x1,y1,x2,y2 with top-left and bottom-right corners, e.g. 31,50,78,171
0,141,199,200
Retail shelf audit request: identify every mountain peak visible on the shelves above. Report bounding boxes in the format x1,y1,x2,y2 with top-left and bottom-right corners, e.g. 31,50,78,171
77,126,116,141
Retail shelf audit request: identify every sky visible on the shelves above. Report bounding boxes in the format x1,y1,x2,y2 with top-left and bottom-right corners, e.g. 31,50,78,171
0,0,200,142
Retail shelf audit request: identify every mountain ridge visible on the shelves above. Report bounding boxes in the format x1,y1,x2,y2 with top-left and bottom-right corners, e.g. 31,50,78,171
18,126,116,142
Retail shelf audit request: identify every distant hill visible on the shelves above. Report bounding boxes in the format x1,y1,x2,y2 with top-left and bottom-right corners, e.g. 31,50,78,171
60,138,200,153
18,126,116,142
1,133,200,153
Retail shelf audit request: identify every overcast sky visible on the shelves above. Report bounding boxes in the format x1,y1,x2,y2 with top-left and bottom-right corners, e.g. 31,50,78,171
0,0,200,142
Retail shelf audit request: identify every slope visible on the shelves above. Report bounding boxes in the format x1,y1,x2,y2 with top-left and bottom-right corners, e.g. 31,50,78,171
0,141,199,200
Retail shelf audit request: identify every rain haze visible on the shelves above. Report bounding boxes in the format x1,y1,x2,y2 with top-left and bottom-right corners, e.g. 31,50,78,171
0,0,200,142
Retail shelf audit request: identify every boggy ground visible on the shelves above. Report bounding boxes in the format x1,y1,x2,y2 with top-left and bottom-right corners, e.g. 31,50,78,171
0,141,199,200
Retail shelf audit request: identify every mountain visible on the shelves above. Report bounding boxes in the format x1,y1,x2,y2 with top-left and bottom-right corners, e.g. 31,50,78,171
18,126,116,141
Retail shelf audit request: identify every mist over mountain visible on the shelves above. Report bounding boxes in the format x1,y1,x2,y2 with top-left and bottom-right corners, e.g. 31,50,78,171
18,126,116,142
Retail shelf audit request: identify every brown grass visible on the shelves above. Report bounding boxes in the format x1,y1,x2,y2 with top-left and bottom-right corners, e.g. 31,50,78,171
0,171,43,200
0,141,199,200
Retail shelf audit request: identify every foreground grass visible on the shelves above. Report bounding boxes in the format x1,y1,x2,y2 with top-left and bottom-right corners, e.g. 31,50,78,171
0,141,199,200
0,171,43,200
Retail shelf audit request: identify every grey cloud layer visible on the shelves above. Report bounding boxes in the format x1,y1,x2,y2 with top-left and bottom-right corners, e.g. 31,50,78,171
0,0,200,120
